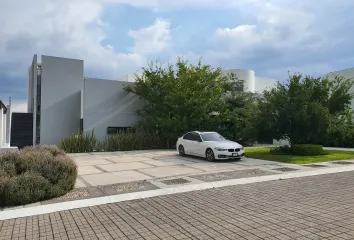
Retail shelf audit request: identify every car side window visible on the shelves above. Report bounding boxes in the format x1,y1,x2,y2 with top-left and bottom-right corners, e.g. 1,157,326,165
191,133,202,142
183,133,193,140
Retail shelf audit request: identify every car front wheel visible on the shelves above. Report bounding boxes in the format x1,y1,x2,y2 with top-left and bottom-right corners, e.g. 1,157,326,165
206,148,215,162
178,145,185,156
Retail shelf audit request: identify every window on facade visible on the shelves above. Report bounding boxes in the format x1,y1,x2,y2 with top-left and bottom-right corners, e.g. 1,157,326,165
35,73,41,144
107,127,133,134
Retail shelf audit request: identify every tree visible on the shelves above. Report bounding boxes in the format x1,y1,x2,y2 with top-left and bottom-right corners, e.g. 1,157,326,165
255,73,354,145
216,73,259,145
124,58,234,146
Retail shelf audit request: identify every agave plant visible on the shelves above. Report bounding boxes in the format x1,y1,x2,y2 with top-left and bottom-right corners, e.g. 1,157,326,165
59,130,97,153
99,128,166,152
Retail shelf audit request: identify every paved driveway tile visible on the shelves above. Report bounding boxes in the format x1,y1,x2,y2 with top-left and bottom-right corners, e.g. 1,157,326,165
104,156,152,163
74,158,112,166
138,165,202,178
81,171,152,186
97,162,153,172
144,159,196,166
78,166,103,175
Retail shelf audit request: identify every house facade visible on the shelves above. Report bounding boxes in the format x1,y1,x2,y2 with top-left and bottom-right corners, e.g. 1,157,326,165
27,54,278,146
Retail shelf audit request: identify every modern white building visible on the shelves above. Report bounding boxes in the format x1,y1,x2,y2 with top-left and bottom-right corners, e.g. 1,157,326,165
222,69,277,93
26,54,277,146
325,67,354,109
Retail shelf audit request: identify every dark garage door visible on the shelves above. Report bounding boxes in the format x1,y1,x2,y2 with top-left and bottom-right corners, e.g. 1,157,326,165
10,113,33,149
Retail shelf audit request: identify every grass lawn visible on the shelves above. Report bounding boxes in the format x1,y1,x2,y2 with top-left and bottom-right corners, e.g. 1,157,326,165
245,147,354,164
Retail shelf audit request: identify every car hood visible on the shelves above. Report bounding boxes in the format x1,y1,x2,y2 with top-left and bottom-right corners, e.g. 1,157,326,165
204,140,242,149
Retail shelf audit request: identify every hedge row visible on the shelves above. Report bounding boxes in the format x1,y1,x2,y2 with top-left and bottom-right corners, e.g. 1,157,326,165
270,144,324,156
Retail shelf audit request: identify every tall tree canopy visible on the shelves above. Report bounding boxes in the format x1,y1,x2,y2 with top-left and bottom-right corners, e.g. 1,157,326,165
255,73,354,145
124,58,234,145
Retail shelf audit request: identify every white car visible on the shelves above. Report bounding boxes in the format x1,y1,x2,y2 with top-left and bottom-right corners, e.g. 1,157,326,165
176,131,245,161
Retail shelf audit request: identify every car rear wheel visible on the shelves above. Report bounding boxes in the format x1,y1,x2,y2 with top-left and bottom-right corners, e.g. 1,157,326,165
206,148,215,162
178,145,185,156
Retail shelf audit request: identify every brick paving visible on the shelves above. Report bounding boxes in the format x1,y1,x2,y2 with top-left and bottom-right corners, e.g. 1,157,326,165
2,172,354,240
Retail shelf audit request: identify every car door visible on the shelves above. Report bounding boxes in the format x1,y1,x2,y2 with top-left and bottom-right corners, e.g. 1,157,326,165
190,133,204,157
181,133,195,154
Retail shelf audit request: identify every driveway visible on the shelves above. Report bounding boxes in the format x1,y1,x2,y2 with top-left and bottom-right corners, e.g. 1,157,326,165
72,150,314,189
2,171,354,239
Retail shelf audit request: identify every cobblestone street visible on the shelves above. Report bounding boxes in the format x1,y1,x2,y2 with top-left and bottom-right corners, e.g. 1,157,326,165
2,171,354,240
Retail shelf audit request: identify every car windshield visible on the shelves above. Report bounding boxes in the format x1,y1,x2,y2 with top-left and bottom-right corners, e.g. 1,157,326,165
200,132,225,141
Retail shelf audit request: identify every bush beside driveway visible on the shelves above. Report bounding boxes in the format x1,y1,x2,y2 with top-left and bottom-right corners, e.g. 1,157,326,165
0,145,77,207
246,147,354,164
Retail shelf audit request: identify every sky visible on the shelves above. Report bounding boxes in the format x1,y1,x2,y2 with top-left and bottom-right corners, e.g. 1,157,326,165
1,0,354,112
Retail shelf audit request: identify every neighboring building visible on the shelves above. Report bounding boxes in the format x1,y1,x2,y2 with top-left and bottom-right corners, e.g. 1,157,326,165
27,54,278,146
222,69,277,93
325,67,354,109
0,100,8,147
0,100,18,152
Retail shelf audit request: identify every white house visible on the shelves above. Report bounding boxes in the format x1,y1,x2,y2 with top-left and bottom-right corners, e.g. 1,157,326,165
24,54,278,146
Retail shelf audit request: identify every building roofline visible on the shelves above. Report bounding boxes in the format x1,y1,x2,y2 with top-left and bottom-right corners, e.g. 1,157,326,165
326,67,354,75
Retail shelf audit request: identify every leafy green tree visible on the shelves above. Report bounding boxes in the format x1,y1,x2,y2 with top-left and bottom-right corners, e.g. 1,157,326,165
124,58,234,146
216,73,259,145
255,73,354,145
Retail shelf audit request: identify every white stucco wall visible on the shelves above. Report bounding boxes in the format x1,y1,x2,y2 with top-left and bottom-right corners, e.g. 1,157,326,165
326,68,354,109
27,55,38,144
0,110,3,147
222,69,256,92
40,55,83,145
5,104,11,144
254,77,278,93
83,78,144,141
117,73,142,82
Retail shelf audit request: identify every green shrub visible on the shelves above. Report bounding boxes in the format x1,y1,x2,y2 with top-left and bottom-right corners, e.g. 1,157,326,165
0,145,77,207
99,128,167,151
291,144,324,156
0,170,10,206
270,145,292,155
59,130,97,153
3,172,50,206
324,123,354,148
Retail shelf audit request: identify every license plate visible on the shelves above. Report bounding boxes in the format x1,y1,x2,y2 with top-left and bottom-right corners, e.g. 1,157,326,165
232,153,238,156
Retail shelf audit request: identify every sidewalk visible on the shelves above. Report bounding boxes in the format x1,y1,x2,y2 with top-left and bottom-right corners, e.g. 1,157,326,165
1,148,354,220
2,171,354,240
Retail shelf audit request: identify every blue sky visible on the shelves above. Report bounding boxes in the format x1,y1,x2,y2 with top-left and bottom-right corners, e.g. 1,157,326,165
1,0,354,111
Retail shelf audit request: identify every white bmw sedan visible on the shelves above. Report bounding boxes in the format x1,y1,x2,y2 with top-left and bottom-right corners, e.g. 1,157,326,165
176,131,245,161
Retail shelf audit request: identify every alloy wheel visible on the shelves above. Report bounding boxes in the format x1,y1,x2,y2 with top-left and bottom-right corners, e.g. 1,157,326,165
206,149,215,162
178,145,185,156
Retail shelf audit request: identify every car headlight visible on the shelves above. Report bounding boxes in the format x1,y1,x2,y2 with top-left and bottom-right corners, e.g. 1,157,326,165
215,147,227,151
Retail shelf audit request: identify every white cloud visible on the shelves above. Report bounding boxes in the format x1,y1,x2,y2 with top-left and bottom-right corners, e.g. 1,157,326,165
128,19,171,54
0,0,172,79
211,2,315,57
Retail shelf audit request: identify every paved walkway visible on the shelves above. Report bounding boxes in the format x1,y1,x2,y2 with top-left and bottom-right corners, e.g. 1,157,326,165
2,171,354,240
